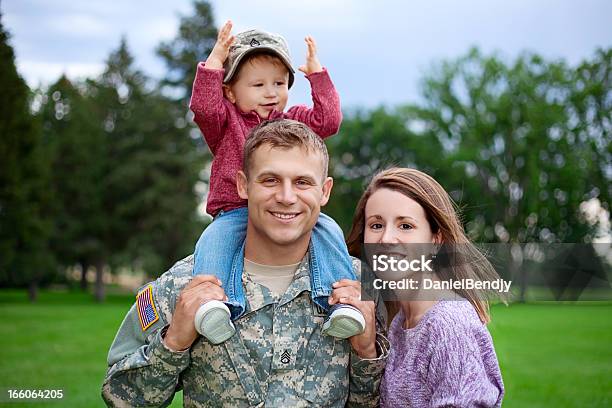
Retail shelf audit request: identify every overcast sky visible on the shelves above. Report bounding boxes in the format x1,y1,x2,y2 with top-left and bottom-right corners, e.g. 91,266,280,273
3,0,612,108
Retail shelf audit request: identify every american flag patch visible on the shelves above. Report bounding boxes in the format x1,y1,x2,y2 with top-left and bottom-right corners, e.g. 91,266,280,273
136,285,159,331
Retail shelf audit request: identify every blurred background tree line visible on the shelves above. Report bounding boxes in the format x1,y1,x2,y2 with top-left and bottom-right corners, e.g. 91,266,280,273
1,2,610,302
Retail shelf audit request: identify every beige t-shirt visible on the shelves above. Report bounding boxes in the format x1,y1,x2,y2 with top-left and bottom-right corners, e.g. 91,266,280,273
244,258,301,298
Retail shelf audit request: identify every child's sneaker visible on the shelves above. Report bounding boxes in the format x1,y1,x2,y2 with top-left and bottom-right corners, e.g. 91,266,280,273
322,304,366,339
194,300,236,344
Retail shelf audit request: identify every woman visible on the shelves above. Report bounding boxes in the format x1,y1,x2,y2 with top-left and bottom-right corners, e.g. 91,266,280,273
347,168,505,408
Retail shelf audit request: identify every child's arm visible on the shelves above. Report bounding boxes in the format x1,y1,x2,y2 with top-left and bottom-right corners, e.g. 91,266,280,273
286,36,343,138
204,20,235,70
189,21,235,154
297,36,323,76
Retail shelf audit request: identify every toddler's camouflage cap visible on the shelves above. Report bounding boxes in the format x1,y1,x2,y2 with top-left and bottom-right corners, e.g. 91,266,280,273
223,29,295,88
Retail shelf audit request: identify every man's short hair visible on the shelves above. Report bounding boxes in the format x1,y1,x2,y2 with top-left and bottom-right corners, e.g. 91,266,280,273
243,119,329,180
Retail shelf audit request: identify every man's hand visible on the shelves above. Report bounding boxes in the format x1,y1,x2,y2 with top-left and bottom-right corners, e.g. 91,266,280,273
205,20,235,70
164,275,227,351
329,279,378,359
298,36,323,75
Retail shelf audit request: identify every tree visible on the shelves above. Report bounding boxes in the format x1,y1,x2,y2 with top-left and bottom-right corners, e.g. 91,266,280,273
406,48,609,244
156,0,218,99
89,38,204,300
329,48,610,245
0,16,54,301
155,0,219,237
325,107,446,230
327,48,610,302
36,75,106,291
568,48,611,214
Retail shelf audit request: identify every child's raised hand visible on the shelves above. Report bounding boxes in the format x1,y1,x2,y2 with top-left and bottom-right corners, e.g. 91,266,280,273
205,20,235,70
298,36,323,75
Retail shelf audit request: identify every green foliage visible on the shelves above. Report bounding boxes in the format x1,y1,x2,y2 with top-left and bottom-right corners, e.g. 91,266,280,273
155,0,217,171
156,0,218,99
32,37,205,281
37,76,107,271
0,16,54,290
328,48,611,243
326,107,445,228
88,38,205,275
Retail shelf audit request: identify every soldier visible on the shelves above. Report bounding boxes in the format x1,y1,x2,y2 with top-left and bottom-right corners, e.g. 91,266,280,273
101,119,389,407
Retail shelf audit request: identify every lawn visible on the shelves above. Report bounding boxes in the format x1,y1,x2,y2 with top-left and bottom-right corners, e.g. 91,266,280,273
488,302,612,407
0,289,610,407
0,290,182,408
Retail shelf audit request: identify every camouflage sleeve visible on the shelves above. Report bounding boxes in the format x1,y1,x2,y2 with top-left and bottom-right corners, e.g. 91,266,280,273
101,326,190,407
101,257,193,407
347,257,390,408
346,332,390,408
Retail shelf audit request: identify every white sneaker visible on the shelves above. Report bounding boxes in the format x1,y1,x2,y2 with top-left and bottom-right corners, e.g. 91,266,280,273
322,304,366,339
194,300,236,344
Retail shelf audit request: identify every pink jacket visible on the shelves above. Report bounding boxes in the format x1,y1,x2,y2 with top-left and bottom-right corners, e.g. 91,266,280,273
190,63,342,216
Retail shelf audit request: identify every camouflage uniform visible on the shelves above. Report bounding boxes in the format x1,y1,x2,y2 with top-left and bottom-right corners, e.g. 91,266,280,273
101,254,389,407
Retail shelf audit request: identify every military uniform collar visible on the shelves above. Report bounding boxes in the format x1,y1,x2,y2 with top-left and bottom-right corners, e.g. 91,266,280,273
241,253,311,316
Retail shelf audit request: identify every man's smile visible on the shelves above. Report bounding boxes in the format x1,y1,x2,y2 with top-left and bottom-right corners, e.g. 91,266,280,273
269,211,300,221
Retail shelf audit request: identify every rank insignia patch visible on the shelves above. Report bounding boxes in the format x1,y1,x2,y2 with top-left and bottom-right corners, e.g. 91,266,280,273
136,285,159,331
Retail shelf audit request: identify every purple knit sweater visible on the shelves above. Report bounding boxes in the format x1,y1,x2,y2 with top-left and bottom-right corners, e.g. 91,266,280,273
380,300,504,408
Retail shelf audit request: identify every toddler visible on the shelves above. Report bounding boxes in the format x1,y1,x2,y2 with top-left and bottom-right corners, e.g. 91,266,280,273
189,21,365,344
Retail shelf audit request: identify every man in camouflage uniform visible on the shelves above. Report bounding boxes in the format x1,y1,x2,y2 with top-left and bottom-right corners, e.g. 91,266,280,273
101,120,389,407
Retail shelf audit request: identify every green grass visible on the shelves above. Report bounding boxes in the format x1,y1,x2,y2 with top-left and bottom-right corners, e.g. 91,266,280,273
0,289,183,407
0,290,610,407
488,302,612,407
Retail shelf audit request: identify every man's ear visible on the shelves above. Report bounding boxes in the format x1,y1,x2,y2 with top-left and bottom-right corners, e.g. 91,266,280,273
319,177,333,207
237,170,248,199
223,85,236,104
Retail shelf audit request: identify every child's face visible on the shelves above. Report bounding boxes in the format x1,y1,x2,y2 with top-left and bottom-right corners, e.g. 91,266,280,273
224,56,290,119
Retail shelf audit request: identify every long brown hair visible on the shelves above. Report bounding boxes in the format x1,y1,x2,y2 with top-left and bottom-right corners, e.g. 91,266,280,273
347,168,503,324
